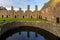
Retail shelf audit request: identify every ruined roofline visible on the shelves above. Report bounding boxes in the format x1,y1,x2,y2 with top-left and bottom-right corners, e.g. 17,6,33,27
0,5,40,12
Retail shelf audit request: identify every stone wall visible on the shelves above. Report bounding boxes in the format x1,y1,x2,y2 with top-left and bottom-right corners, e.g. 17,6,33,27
41,2,60,23
0,21,60,40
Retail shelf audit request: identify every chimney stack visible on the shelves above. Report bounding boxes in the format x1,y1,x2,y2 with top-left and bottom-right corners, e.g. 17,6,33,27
19,8,21,10
11,6,14,10
35,5,38,11
27,5,30,10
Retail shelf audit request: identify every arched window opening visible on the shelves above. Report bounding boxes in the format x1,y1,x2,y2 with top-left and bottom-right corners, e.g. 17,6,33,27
56,17,59,23
31,16,32,18
15,15,16,18
23,16,24,18
2,15,4,18
6,15,8,18
39,15,41,19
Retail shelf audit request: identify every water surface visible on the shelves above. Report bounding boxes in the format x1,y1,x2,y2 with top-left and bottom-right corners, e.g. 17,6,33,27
6,31,46,40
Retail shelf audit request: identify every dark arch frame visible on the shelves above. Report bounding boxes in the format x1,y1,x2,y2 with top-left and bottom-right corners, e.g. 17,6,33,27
0,26,59,40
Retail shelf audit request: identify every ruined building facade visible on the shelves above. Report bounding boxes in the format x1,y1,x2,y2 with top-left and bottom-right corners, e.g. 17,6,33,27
41,0,60,23
0,5,40,19
0,0,60,23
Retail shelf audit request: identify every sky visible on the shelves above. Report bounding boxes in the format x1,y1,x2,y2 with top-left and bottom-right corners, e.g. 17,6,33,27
0,0,49,11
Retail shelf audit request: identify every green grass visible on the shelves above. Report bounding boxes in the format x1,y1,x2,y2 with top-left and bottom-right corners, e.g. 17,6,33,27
0,18,49,23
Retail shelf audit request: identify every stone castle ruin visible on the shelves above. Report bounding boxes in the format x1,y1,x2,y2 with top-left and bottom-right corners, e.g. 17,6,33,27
0,0,60,23
0,5,40,18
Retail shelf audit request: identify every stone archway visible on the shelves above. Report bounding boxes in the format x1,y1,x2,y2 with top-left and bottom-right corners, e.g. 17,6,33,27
0,26,58,40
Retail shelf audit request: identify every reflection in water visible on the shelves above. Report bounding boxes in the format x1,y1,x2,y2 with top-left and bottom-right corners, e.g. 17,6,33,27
6,31,45,40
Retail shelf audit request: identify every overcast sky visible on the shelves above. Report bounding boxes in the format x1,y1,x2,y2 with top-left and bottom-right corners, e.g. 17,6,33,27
0,0,49,11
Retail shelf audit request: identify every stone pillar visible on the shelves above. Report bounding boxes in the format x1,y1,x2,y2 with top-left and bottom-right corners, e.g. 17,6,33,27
27,5,30,10
27,31,30,38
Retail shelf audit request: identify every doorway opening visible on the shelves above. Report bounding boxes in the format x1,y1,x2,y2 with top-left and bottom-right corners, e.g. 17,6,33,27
15,15,16,18
2,15,4,18
31,16,32,18
23,16,24,18
56,17,59,23
6,15,8,18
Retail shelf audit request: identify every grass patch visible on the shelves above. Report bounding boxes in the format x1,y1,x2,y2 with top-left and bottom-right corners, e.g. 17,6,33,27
0,18,49,23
